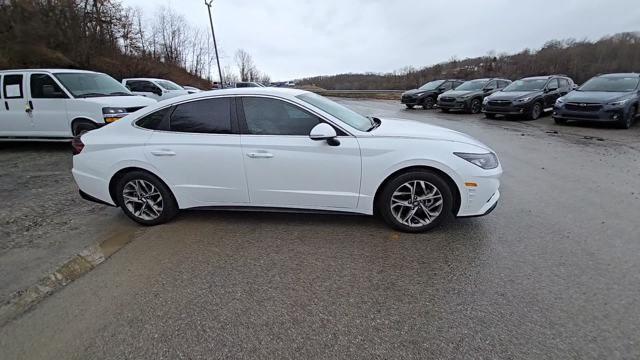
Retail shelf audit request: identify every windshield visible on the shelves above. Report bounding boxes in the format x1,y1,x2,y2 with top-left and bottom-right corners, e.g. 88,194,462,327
503,79,548,92
455,80,488,91
297,93,371,132
419,80,445,91
156,80,183,91
54,73,132,98
579,77,640,92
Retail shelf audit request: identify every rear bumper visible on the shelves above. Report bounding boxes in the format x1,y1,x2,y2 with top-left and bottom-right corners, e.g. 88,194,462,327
72,167,115,206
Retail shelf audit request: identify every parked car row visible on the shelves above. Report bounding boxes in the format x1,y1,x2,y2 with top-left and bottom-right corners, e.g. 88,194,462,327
402,73,640,129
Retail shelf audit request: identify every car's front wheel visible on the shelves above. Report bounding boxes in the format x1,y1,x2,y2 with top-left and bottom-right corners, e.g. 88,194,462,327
116,171,178,226
470,98,482,114
378,170,453,233
422,97,435,109
528,101,543,120
618,105,637,129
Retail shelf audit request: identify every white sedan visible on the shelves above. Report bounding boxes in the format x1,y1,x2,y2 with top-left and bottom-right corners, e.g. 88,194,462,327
72,88,502,232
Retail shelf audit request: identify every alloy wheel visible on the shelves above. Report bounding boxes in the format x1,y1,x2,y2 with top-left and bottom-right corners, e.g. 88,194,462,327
470,99,481,114
390,180,443,227
122,179,164,221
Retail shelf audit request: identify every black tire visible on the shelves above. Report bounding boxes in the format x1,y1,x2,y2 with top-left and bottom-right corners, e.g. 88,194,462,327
469,98,482,114
528,101,543,120
554,117,567,125
377,170,453,233
72,121,98,136
618,105,637,129
485,113,496,119
422,97,435,110
405,104,415,109
115,170,178,226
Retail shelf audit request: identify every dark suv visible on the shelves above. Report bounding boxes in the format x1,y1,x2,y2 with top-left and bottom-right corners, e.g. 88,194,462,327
483,75,575,120
553,73,640,129
401,79,464,109
437,78,511,113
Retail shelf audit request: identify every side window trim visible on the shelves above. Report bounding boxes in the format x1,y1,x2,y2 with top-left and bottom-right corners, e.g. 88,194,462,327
3,73,24,99
29,73,70,99
236,95,352,137
134,96,240,135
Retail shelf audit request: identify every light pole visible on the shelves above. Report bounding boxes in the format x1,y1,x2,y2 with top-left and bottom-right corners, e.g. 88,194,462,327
205,0,224,88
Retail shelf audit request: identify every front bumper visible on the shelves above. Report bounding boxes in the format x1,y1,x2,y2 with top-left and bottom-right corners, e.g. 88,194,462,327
438,99,469,110
483,102,532,115
401,95,423,105
553,105,626,122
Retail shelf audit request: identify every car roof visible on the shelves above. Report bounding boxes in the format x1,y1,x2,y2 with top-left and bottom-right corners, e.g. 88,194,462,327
598,73,640,78
0,68,99,74
177,87,308,99
123,78,177,82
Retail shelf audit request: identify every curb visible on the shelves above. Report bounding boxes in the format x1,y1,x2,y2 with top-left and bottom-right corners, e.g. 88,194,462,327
0,229,139,327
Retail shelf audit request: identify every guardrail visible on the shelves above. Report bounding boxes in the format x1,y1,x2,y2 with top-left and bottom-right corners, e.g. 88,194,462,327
306,89,404,100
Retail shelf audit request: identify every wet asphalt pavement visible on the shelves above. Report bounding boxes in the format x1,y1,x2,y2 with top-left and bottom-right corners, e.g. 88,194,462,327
1,99,640,359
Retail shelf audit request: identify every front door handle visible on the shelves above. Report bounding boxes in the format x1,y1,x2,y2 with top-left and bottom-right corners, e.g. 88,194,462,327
151,149,176,156
247,151,274,159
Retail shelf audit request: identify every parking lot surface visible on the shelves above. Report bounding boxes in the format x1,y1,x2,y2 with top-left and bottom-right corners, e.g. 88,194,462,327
1,99,639,359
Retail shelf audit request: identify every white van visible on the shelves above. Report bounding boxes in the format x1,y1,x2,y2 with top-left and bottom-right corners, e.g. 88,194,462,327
122,78,190,101
0,69,156,140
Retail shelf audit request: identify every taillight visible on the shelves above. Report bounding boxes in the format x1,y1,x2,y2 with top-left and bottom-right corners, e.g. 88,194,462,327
71,135,84,155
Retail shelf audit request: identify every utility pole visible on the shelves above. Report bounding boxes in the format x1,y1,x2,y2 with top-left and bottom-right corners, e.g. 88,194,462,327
205,0,224,88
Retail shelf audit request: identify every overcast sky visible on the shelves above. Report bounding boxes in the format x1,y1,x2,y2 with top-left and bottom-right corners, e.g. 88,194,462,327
122,0,640,81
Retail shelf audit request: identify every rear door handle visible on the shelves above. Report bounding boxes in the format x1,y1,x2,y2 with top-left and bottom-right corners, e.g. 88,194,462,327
247,151,274,159
151,149,176,156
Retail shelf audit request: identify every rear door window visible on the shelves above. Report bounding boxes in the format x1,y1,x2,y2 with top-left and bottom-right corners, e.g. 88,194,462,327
3,74,24,99
169,98,232,134
30,74,68,98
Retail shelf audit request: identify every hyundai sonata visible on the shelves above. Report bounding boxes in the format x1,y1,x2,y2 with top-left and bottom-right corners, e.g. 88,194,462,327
72,88,502,232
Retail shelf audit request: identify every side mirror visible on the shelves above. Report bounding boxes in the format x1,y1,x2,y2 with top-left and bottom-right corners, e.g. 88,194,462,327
309,123,340,146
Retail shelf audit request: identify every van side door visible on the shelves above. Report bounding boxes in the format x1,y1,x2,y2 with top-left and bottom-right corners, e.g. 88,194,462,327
28,73,71,137
0,73,31,137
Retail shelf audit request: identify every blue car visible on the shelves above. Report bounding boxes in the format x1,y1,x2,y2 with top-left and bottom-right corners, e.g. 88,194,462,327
553,73,640,129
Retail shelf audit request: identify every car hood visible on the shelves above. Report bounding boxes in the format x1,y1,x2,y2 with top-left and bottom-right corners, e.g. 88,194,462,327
370,118,492,151
490,91,541,100
80,96,157,107
441,90,478,98
562,91,634,104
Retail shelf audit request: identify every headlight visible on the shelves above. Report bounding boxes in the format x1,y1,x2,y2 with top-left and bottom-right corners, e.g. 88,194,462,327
555,97,565,106
102,107,128,123
515,97,532,103
454,152,499,170
437,95,442,101
608,98,631,106
483,97,490,104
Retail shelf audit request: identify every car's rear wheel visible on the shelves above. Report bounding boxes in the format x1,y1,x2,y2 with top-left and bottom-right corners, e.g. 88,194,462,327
422,97,435,110
378,170,453,233
116,171,178,226
405,104,414,109
470,99,482,114
528,101,543,120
